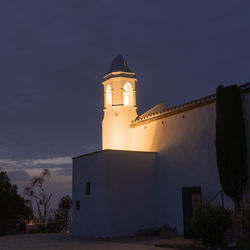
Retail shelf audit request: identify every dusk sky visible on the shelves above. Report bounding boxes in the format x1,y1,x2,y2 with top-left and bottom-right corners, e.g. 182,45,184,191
1,0,250,207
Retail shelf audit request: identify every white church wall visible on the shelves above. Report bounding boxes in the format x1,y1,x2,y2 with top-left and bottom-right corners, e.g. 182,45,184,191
131,102,235,233
72,152,109,237
105,150,156,237
155,103,234,233
72,150,156,237
102,106,137,150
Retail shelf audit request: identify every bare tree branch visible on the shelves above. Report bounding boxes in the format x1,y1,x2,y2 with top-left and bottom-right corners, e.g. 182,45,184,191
24,169,52,232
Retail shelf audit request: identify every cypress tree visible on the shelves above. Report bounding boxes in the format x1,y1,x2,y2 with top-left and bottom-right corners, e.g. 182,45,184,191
216,85,247,211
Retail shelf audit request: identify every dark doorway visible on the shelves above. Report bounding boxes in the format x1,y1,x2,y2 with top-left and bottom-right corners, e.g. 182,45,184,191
182,186,202,238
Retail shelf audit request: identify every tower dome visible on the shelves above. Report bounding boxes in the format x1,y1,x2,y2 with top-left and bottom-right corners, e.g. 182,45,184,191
108,54,131,74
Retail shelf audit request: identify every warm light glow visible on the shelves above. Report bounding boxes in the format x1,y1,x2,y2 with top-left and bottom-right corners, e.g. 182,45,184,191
102,75,138,150
106,84,112,107
123,82,133,106
102,106,138,150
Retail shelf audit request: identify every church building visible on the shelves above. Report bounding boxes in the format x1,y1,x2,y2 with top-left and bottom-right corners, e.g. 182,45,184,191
72,55,250,237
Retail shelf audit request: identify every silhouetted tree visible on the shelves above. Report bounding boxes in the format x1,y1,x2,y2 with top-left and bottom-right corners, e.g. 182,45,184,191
56,195,72,231
216,85,247,211
0,170,33,235
24,169,52,232
46,195,72,233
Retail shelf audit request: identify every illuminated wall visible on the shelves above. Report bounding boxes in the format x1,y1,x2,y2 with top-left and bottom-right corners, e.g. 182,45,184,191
128,91,250,232
130,103,216,152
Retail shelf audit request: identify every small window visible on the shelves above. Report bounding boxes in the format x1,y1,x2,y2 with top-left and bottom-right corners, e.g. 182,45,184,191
76,200,80,210
86,182,91,195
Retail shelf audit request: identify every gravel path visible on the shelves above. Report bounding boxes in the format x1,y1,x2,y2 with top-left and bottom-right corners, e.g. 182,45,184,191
0,234,194,250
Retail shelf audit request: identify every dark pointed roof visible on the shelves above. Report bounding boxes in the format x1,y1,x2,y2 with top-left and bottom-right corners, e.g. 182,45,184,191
108,54,132,74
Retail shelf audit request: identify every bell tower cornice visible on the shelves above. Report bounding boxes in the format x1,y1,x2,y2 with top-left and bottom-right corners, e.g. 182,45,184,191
103,71,137,82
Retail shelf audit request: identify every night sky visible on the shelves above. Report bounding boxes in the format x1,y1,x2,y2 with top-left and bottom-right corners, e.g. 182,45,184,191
1,0,250,207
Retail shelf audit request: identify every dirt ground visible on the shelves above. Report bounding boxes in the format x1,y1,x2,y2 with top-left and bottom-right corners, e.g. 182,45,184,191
0,233,195,250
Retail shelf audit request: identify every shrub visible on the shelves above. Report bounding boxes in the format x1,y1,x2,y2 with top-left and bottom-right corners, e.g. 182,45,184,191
45,219,62,233
239,200,250,242
190,204,233,247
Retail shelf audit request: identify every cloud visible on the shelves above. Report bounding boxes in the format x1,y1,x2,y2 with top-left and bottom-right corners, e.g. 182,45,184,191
0,159,19,167
6,169,30,182
53,167,72,176
32,157,71,165
0,156,72,171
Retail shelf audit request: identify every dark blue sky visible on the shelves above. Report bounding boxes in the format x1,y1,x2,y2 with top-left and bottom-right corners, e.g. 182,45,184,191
1,0,250,206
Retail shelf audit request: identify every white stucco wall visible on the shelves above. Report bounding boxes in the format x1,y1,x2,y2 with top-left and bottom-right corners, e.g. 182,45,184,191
72,151,109,237
130,90,250,234
105,150,156,237
102,106,138,150
72,150,156,237
153,103,233,233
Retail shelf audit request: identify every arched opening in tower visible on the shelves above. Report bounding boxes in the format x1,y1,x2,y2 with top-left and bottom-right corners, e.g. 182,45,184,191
123,82,133,106
105,84,112,107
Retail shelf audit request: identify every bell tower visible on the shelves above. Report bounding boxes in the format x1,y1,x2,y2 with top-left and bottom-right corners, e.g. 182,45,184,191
102,55,138,150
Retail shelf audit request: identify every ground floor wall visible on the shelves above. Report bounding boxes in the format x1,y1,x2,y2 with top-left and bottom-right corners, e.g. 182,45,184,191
72,151,109,237
153,102,234,233
72,150,156,237
155,152,234,234
105,150,156,237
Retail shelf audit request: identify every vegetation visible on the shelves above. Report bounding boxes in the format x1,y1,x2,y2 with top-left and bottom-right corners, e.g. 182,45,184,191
239,200,250,244
216,85,247,211
24,169,52,232
46,195,72,233
0,170,33,235
191,204,233,247
55,194,72,231
0,168,72,234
